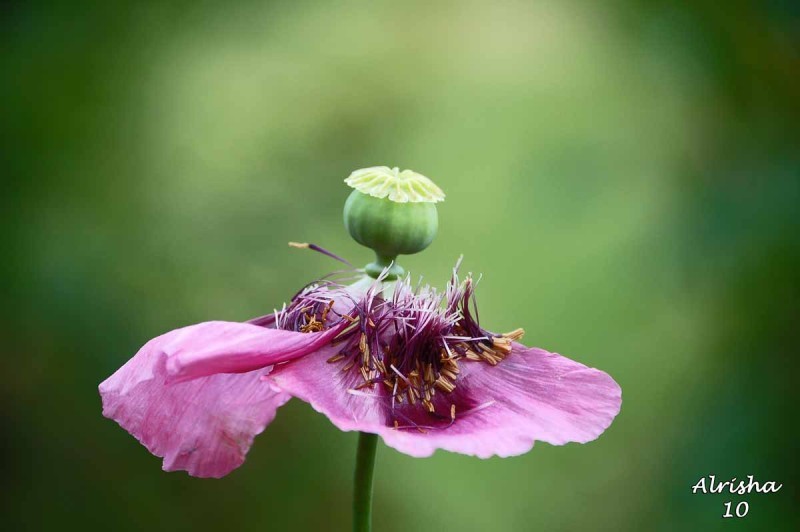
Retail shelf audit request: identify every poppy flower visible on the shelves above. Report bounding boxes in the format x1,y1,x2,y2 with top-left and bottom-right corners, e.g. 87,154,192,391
100,258,621,478
99,167,621,479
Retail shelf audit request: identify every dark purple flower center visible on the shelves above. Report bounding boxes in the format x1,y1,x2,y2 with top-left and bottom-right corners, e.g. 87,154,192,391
275,266,524,429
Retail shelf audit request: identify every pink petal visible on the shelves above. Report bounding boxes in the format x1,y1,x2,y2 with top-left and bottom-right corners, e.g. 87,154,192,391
99,324,293,478
269,343,621,458
163,321,342,383
270,343,387,433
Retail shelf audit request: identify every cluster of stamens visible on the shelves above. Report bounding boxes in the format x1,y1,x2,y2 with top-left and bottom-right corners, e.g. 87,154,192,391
274,266,524,428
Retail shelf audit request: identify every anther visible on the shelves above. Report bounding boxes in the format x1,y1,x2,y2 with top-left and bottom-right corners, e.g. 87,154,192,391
440,368,458,380
359,333,367,353
434,376,455,393
503,328,525,341
354,380,375,390
362,344,370,366
320,300,333,322
491,337,512,354
326,353,345,364
464,350,481,361
423,399,435,413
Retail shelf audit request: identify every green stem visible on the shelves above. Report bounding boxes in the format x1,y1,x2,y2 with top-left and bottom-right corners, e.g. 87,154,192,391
353,432,378,532
365,253,405,280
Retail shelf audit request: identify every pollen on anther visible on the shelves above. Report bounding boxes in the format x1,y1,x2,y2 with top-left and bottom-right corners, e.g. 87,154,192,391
465,350,481,361
361,379,377,390
503,328,525,341
441,368,458,380
423,399,435,413
434,376,455,393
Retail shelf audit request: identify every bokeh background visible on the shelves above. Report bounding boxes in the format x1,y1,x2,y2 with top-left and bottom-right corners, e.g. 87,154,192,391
3,1,798,530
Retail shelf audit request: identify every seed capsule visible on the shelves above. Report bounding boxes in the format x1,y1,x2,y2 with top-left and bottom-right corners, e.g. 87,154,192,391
343,166,444,279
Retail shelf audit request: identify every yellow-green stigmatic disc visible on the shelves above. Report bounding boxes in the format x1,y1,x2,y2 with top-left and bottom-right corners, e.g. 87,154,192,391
345,166,445,204
343,167,444,279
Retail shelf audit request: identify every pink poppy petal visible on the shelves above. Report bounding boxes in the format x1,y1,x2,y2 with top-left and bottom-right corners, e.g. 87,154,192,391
380,344,622,457
269,343,390,432
270,343,620,458
99,329,291,478
162,321,342,383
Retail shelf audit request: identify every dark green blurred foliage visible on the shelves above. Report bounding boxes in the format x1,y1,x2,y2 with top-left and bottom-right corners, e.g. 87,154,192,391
2,1,798,530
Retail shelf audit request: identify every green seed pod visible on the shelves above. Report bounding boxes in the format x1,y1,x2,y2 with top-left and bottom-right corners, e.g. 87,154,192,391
343,167,444,279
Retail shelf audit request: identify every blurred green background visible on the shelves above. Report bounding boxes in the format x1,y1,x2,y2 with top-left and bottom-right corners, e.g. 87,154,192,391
2,1,798,530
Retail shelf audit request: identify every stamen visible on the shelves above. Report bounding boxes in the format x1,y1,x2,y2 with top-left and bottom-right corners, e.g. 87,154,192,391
354,380,375,390
326,353,345,364
389,364,410,386
440,368,458,380
503,328,525,341
434,376,455,392
360,336,370,365
445,358,460,373
465,350,481,361
275,259,523,430
480,352,499,366
359,333,367,353
321,300,334,322
491,336,512,354
288,241,352,266
407,389,416,405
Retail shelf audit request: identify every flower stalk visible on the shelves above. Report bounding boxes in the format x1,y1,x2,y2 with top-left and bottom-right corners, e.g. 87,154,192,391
365,252,404,279
353,432,378,532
